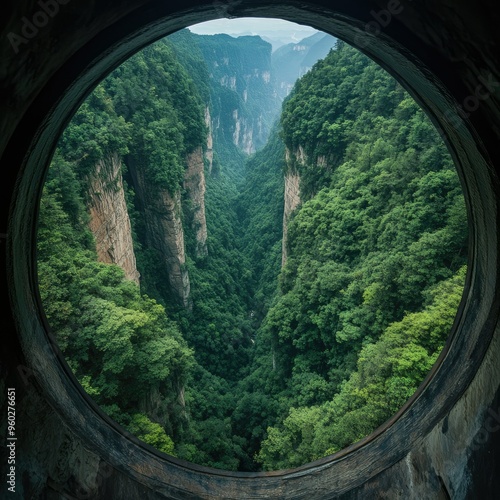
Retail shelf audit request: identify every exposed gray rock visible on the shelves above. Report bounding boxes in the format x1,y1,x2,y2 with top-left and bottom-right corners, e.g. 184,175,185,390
282,166,301,266
184,146,208,257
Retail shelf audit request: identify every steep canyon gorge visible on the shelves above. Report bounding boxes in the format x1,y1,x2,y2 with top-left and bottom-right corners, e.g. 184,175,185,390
36,27,467,473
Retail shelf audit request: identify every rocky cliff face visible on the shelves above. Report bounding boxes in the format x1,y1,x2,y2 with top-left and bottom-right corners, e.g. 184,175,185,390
205,106,214,174
282,145,337,265
282,148,302,266
232,109,255,154
195,33,280,154
129,161,191,308
184,146,208,257
87,153,140,284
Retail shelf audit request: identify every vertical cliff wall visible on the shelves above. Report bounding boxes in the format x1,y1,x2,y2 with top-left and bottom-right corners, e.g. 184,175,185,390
281,143,337,265
87,153,140,284
129,160,191,308
184,146,208,257
205,106,214,174
281,173,301,266
231,108,254,154
195,33,280,154
282,148,302,266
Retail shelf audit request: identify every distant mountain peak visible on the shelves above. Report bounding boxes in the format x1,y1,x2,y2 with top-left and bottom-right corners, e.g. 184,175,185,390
272,32,337,99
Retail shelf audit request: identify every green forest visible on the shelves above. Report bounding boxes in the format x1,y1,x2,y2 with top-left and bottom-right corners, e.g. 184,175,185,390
37,29,467,472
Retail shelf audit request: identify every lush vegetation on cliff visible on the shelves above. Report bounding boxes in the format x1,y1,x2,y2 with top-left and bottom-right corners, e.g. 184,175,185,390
267,39,466,395
37,29,467,472
38,155,193,452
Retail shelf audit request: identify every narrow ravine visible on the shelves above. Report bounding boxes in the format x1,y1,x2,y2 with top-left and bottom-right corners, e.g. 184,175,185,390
37,27,467,473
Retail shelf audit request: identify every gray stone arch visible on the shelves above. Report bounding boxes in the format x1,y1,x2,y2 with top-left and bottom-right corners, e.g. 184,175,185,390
1,1,499,498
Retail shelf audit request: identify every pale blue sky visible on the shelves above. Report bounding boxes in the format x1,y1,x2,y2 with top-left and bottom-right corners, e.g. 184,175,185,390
188,18,318,38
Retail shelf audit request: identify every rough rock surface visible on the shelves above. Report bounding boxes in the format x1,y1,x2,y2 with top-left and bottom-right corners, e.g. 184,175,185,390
2,1,500,498
184,146,208,257
282,167,301,266
204,106,213,174
129,160,190,307
232,108,254,154
88,152,140,284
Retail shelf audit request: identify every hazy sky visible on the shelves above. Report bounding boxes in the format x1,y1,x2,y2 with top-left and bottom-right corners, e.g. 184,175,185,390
188,18,318,37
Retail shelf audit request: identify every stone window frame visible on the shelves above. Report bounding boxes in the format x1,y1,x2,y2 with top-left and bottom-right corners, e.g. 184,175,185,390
6,2,495,497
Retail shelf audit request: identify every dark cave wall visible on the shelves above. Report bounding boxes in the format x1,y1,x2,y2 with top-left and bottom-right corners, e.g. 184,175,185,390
1,1,500,498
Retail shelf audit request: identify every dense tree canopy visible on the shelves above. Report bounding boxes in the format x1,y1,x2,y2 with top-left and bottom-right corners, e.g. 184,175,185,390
249,42,467,469
38,160,193,445
37,33,467,472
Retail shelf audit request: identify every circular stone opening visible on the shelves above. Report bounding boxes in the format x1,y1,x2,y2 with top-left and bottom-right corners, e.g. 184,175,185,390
36,17,468,473
8,2,497,497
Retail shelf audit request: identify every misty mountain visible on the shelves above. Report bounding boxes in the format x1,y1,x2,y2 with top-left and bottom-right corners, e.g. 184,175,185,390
272,31,337,99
